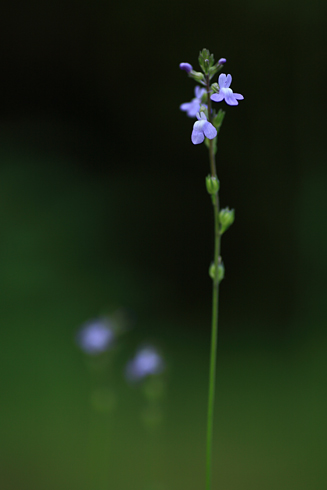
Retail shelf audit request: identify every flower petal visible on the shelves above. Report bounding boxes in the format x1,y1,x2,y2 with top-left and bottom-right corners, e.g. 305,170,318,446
193,120,206,131
180,102,191,111
218,73,227,88
199,111,207,120
195,86,205,99
233,93,244,100
188,100,200,117
225,93,238,106
191,129,205,145
211,93,224,102
203,122,217,140
225,74,232,87
180,100,200,117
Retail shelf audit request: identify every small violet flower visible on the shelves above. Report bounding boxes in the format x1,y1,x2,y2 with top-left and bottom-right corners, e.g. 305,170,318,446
179,62,193,73
218,58,226,64
180,86,206,118
125,346,164,382
76,319,114,355
211,73,244,106
191,112,217,145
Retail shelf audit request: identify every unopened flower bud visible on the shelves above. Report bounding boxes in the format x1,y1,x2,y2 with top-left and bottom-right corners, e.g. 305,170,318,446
219,207,235,234
191,71,205,82
218,58,226,64
209,260,225,282
206,175,220,195
179,62,193,73
211,83,219,93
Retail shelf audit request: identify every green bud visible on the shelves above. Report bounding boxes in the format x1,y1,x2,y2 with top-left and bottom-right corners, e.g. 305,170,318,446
198,49,215,75
206,175,220,195
209,262,215,279
219,207,235,234
209,259,225,283
190,71,205,82
211,83,219,93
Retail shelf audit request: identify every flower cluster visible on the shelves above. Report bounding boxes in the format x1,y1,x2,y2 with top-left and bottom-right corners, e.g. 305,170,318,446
180,51,243,145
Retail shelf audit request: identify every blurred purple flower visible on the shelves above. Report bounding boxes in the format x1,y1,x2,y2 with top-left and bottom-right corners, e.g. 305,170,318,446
125,346,164,381
191,112,217,145
210,73,244,106
180,86,206,118
179,62,193,73
218,58,226,64
76,319,114,355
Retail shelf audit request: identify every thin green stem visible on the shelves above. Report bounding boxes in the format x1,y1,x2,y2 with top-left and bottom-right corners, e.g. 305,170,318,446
205,74,221,490
206,77,216,178
206,193,220,490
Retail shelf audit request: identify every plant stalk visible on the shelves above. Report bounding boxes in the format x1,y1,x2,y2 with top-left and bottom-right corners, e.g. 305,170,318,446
205,74,221,490
205,192,220,490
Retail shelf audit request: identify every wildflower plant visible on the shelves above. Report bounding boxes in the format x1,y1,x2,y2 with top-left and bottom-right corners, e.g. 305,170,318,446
76,318,166,489
126,345,166,432
180,49,243,490
76,316,118,414
76,314,167,424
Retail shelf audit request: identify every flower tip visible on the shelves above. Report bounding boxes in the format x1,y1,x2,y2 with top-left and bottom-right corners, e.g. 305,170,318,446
218,58,226,65
179,62,193,73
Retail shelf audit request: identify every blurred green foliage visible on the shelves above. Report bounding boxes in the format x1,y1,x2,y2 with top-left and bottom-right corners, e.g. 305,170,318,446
0,147,326,490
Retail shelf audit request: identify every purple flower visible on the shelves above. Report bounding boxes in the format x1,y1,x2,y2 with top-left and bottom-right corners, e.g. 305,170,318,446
125,346,164,381
180,86,206,118
210,73,244,106
179,62,193,73
191,112,217,145
218,58,226,64
76,319,114,355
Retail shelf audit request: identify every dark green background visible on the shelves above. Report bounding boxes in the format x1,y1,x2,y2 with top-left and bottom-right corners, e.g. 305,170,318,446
0,1,327,489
